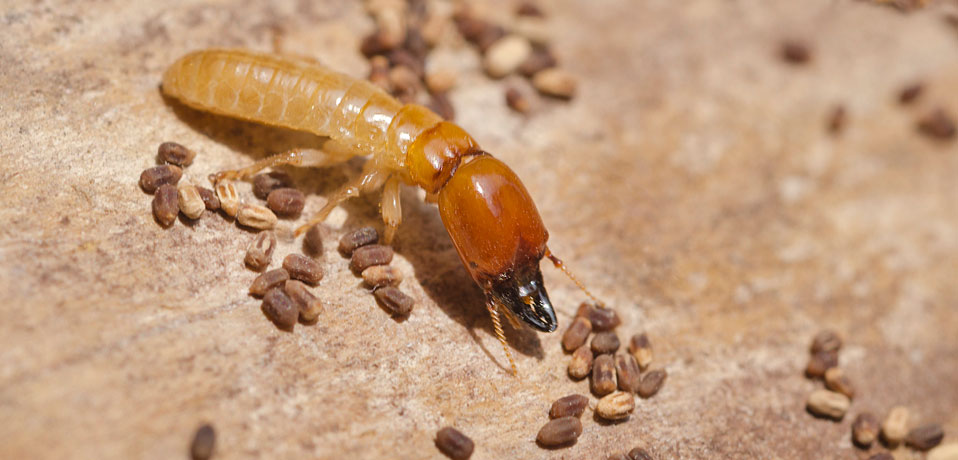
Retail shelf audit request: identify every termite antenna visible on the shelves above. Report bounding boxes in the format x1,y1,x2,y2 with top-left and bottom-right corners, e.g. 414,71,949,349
486,301,519,378
544,248,605,308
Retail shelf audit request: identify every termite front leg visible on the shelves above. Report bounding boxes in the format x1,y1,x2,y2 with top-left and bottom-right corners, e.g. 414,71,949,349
210,142,359,184
381,176,402,245
487,301,519,377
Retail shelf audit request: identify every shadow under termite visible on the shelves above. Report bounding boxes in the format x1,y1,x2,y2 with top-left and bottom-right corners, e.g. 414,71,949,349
160,90,545,368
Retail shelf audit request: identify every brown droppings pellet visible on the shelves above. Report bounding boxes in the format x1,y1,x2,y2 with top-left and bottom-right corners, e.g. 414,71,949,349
505,87,531,114
190,423,215,460
350,244,394,273
428,91,456,121
304,225,324,256
435,426,474,460
389,65,423,102
453,11,489,43
339,227,379,256
805,350,838,378
157,142,195,167
152,184,179,227
196,187,220,210
806,389,850,420
266,188,305,217
568,344,593,380
637,369,667,398
368,55,393,91
882,406,911,446
426,69,457,94
596,391,635,422
283,254,323,285
244,231,277,272
906,424,944,451
214,181,239,217
518,47,557,77
628,333,653,370
549,394,589,419
917,108,957,140
252,171,293,200
361,31,395,57
484,35,533,78
780,39,811,64
533,68,577,99
249,268,289,297
374,286,415,317
591,331,621,354
827,105,846,135
823,367,855,399
898,82,924,105
177,184,206,220
628,447,654,460
237,203,278,230
262,287,298,330
561,316,592,352
810,329,842,354
867,453,893,460
852,412,881,448
284,279,323,324
578,303,621,331
536,416,582,448
615,353,642,393
140,164,183,193
516,1,544,17
591,354,617,396
362,265,403,288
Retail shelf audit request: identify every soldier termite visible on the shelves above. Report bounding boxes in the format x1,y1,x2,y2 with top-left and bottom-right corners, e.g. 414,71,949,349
161,48,603,375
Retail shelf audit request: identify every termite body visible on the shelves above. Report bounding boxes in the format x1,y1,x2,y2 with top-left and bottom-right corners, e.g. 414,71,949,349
162,49,598,374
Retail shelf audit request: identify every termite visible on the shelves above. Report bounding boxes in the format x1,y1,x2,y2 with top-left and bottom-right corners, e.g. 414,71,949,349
161,49,602,375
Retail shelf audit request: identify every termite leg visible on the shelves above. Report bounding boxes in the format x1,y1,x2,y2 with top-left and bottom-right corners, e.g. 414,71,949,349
293,164,390,236
209,146,356,184
544,248,605,308
381,176,402,245
487,301,519,377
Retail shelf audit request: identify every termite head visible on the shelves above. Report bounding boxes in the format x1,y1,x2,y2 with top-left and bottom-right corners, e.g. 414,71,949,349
436,153,557,333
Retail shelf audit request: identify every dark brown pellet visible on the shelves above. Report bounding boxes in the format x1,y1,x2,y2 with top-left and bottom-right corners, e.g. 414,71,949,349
810,329,842,354
536,416,582,448
140,164,183,193
429,91,456,121
561,316,592,352
435,426,474,460
628,447,654,460
390,65,423,103
244,231,277,272
568,344,593,380
266,188,305,217
852,412,880,448
361,31,395,57
917,108,957,140
350,244,394,273
577,303,621,331
637,369,667,398
285,280,323,324
362,265,403,288
806,350,838,378
906,424,944,451
157,142,195,167
249,268,289,297
549,394,588,419
196,187,220,210
152,184,179,227
339,227,380,256
262,287,298,330
628,333,653,370
454,13,489,43
781,40,811,64
824,367,855,399
304,225,324,256
374,286,415,316
867,453,893,460
283,254,323,285
828,105,846,135
516,2,544,17
591,354,617,396
615,353,641,393
190,423,215,460
898,82,923,104
505,87,531,114
591,331,621,354
252,171,293,200
518,47,557,77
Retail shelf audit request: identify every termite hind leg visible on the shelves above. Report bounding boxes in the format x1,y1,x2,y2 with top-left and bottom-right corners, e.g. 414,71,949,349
544,247,605,308
381,176,402,245
209,147,355,184
487,301,519,378
293,164,390,236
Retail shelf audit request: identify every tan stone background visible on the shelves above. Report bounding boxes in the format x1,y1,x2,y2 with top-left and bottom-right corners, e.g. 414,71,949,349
1,0,957,458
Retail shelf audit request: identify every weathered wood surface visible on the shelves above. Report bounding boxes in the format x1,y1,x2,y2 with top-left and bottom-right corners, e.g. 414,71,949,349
1,1,956,458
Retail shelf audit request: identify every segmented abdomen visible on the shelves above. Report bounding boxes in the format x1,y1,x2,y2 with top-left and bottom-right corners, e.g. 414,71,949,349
161,49,440,162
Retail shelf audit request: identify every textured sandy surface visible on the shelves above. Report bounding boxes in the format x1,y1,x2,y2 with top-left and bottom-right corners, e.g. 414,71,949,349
1,0,957,459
